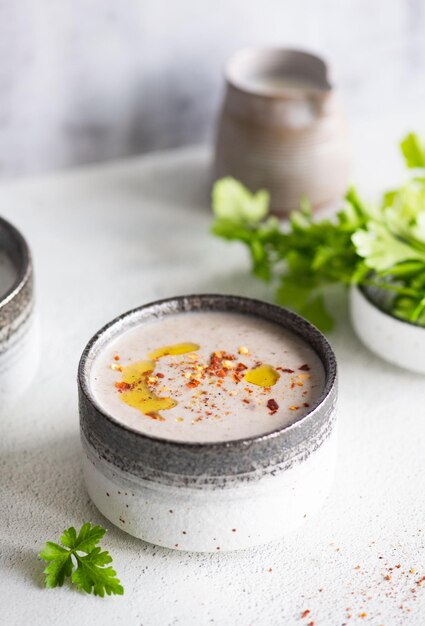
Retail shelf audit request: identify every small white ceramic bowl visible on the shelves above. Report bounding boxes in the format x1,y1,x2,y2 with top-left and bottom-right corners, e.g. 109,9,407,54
78,295,338,552
350,285,425,374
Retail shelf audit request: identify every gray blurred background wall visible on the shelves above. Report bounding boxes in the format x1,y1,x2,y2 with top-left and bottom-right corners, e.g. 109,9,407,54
0,0,424,177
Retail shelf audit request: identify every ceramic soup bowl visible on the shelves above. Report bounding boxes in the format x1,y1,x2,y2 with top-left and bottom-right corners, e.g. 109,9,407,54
0,216,38,411
350,285,425,374
78,294,338,552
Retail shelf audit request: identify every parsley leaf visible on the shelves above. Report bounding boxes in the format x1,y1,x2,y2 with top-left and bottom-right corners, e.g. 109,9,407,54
212,177,269,224
72,548,122,597
401,132,425,169
39,523,123,597
352,223,425,271
39,542,74,588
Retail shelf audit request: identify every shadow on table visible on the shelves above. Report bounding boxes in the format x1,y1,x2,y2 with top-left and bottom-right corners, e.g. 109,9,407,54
0,430,101,588
2,544,46,590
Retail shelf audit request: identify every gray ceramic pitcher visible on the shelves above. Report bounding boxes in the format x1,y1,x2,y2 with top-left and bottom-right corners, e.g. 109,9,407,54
213,48,350,216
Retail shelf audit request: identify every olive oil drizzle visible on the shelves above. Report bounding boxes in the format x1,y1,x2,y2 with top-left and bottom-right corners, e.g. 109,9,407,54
244,364,280,387
117,343,200,419
148,342,200,360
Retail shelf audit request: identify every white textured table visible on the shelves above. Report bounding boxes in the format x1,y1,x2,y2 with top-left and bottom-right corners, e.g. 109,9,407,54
2,116,425,626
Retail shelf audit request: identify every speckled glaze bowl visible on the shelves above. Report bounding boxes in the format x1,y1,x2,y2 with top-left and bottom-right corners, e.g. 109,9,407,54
78,295,338,552
0,217,38,412
350,285,425,374
213,48,350,215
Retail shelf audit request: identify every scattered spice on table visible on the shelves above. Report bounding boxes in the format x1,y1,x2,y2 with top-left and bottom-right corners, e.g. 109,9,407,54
295,539,425,624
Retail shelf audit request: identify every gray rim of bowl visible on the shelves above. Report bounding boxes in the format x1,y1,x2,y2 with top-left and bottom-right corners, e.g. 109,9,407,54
0,215,31,309
78,293,337,450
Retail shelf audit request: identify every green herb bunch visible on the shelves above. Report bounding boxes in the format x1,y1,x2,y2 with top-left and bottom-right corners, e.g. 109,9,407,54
211,133,425,331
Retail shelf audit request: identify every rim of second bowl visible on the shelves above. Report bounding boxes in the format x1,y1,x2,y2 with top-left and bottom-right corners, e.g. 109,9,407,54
0,216,32,310
358,283,425,330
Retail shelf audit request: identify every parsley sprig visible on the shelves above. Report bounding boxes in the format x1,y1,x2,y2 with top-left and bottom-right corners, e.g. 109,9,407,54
211,133,425,331
39,523,124,596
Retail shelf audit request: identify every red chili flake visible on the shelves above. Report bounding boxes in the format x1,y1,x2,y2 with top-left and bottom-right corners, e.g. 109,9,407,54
222,353,236,360
186,380,201,389
114,355,120,361
216,369,226,378
299,364,310,371
146,412,165,421
301,609,310,618
156,372,165,378
308,622,315,626
384,574,392,581
279,367,294,373
242,399,250,404
115,381,131,391
267,399,279,412
303,402,310,408
267,567,272,573
236,362,248,372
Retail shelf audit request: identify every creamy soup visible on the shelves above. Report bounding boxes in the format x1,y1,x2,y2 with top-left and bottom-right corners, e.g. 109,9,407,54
90,311,325,443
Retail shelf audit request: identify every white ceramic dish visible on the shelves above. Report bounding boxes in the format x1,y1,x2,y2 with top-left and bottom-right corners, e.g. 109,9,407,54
79,295,338,552
0,216,38,412
350,285,425,374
